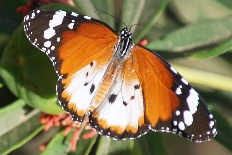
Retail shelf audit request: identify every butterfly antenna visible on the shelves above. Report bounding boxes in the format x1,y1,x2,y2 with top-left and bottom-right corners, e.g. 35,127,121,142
129,23,141,31
95,10,127,28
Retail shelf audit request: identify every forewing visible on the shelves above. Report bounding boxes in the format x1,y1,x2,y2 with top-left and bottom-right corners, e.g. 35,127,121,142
24,9,118,122
132,45,217,142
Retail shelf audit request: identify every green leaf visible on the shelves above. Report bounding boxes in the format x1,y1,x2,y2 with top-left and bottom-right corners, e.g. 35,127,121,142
135,132,167,155
0,34,10,58
0,0,24,34
73,0,99,19
0,99,43,154
91,0,115,28
147,16,232,54
0,76,3,88
169,0,232,24
216,0,232,10
95,137,134,155
0,24,63,114
69,131,98,155
134,0,169,43
121,0,146,31
93,132,167,155
0,0,26,57
41,2,79,12
42,130,72,155
173,64,232,92
42,127,98,155
212,109,232,152
191,37,232,59
0,84,17,107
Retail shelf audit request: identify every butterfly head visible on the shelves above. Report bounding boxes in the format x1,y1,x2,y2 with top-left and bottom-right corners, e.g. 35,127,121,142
119,28,132,40
115,28,134,58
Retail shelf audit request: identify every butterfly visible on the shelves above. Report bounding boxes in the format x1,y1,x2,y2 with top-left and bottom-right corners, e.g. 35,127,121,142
23,9,217,142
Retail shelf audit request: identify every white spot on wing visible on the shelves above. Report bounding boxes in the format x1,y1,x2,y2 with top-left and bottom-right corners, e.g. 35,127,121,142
71,12,78,17
190,88,199,99
175,85,182,95
209,114,213,119
84,16,91,20
209,121,214,128
31,12,35,19
49,11,66,27
25,15,29,20
175,110,180,116
44,10,66,40
186,89,199,114
181,78,188,85
170,66,178,74
212,128,216,134
178,121,185,130
183,88,199,127
68,23,74,29
173,120,177,126
44,41,51,47
183,110,193,126
44,28,56,39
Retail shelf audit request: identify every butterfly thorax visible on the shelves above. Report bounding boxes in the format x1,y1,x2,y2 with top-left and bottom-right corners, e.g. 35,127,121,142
114,28,134,59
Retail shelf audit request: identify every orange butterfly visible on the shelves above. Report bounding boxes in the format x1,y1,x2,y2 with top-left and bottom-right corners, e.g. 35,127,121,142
24,9,217,142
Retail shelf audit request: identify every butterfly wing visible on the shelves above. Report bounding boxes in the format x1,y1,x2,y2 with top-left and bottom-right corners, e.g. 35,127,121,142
89,55,148,140
24,9,118,122
88,45,217,141
24,9,217,142
131,45,217,142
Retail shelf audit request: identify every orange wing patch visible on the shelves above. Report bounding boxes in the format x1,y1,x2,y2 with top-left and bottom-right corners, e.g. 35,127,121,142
132,46,180,127
58,22,117,77
56,23,118,122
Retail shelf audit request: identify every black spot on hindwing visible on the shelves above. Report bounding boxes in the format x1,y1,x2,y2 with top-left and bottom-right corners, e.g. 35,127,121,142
90,84,95,94
134,84,140,90
109,94,117,103
123,101,128,106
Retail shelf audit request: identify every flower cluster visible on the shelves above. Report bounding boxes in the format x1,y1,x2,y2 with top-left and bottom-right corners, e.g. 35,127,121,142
39,113,97,151
16,0,75,16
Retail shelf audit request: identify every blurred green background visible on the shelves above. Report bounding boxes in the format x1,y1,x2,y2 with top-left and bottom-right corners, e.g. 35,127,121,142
0,0,232,154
